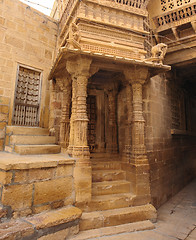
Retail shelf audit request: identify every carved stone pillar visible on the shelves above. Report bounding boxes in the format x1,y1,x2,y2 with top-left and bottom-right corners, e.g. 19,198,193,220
124,66,151,204
67,77,77,154
66,56,92,204
107,89,118,153
123,83,132,162
106,85,118,153
60,83,71,149
67,56,92,160
49,79,57,136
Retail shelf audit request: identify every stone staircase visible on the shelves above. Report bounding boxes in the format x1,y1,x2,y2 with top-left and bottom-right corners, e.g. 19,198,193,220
4,126,61,154
73,156,157,239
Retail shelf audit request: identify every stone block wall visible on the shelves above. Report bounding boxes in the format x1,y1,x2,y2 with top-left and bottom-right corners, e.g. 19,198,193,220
143,73,196,208
117,73,196,208
0,161,75,219
0,0,58,150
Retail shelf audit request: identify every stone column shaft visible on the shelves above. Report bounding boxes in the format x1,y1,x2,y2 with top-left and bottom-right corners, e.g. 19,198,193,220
60,86,71,148
107,89,118,153
131,82,147,163
49,80,57,135
74,75,89,147
68,78,77,154
123,83,132,162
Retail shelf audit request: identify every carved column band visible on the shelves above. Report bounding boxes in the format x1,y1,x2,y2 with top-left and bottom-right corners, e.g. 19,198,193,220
75,75,89,147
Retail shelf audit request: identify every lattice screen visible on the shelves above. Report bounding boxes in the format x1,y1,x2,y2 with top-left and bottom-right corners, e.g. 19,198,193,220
13,66,41,126
161,0,192,12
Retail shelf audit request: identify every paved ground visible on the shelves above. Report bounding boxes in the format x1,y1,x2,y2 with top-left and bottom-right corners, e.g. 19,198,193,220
89,179,196,240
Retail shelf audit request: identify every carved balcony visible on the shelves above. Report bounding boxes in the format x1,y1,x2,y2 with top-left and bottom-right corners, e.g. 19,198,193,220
55,0,151,61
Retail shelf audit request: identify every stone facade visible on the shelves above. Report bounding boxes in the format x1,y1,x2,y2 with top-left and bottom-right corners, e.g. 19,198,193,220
0,1,195,237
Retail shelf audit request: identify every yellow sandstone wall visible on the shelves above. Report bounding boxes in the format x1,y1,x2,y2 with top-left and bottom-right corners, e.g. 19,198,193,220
143,74,196,208
0,0,58,151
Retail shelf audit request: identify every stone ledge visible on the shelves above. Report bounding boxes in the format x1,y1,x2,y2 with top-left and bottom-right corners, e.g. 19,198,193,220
0,152,75,170
0,206,82,240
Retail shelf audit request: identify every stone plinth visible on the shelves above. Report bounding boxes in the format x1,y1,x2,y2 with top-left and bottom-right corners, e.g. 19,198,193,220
0,153,75,218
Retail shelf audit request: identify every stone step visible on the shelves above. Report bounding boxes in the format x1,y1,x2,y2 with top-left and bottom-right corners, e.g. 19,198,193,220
77,193,136,212
92,169,126,182
0,206,82,240
92,180,130,196
10,135,56,145
92,161,121,170
14,144,61,155
68,220,155,240
80,204,157,231
6,126,49,136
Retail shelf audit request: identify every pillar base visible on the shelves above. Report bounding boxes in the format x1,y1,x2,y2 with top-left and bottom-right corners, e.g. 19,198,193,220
67,145,74,156
122,158,151,204
73,147,92,204
72,146,90,160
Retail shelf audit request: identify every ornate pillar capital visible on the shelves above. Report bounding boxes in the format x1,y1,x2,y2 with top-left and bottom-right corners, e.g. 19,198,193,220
66,56,92,79
123,65,149,85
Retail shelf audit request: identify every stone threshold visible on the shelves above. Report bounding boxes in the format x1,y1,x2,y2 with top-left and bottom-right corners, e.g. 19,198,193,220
0,152,75,170
68,220,155,240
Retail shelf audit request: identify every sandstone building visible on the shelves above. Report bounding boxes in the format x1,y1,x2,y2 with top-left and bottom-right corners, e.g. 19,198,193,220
0,0,195,239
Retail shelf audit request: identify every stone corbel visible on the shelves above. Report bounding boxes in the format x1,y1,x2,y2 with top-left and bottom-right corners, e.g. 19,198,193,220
172,27,179,40
191,21,196,33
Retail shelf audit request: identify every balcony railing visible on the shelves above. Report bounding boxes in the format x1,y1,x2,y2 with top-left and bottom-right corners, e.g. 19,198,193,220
153,3,196,31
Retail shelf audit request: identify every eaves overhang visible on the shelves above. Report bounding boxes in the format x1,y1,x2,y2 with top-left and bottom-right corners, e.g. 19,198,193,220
48,47,171,80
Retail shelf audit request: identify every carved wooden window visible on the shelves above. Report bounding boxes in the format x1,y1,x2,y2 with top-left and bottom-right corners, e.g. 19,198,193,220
12,65,42,126
171,87,186,130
